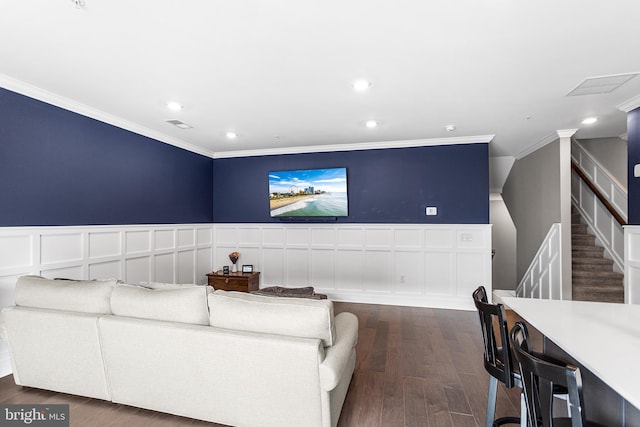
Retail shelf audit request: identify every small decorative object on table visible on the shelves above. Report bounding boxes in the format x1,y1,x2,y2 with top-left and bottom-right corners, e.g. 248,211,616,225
229,251,240,273
242,264,253,273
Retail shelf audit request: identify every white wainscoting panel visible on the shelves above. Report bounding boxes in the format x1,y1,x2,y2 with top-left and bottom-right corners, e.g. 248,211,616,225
0,224,214,377
571,140,626,273
0,222,490,377
213,223,491,310
625,226,640,304
516,224,562,300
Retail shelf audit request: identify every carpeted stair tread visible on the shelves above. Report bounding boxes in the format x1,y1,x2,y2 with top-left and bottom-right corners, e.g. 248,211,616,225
572,269,623,279
572,244,603,251
572,257,612,265
572,278,624,288
572,234,596,243
573,292,624,303
571,224,589,233
572,250,605,259
571,206,624,303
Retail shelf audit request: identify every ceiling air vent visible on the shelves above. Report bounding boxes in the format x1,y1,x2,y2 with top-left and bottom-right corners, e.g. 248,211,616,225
567,73,638,96
166,119,193,129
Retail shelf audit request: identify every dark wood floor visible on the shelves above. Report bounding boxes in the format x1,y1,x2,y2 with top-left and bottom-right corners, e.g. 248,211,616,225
0,302,523,427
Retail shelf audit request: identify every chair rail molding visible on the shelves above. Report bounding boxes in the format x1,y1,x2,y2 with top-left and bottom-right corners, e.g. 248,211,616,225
516,223,562,300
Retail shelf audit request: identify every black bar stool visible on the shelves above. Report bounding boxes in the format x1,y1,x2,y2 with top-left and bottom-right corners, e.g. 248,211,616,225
472,286,523,427
509,322,606,427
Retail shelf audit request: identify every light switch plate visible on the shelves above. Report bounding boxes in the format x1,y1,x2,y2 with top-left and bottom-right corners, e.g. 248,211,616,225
426,207,437,216
635,164,640,178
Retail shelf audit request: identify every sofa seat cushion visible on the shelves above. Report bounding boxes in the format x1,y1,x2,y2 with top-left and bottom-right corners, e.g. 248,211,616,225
208,290,336,347
14,275,117,314
111,284,211,325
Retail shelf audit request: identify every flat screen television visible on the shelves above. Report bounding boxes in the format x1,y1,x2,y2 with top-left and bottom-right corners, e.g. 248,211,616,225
268,167,348,218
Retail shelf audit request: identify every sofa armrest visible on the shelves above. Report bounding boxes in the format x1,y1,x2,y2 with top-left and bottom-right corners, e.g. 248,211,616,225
319,312,358,391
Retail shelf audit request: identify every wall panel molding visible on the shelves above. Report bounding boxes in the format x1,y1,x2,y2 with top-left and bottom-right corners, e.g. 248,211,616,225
624,226,640,304
0,223,214,307
0,223,210,377
0,222,490,377
213,223,491,311
516,223,562,300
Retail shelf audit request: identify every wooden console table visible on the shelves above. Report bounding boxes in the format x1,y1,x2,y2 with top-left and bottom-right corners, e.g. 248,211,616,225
206,271,260,293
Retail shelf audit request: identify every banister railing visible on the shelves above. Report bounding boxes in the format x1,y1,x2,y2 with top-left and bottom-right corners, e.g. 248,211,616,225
516,223,562,300
571,140,626,274
571,161,626,226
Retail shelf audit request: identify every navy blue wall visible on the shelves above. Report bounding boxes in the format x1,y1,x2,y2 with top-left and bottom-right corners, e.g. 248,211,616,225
213,144,489,224
1,87,489,226
628,107,640,224
0,88,213,226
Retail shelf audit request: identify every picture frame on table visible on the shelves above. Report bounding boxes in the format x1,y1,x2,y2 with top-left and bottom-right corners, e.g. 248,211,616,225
242,264,253,273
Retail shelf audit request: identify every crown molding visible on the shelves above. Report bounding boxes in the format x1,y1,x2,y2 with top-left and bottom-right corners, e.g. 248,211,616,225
212,135,495,159
617,93,640,113
0,74,495,160
0,73,215,158
516,129,577,160
556,129,578,139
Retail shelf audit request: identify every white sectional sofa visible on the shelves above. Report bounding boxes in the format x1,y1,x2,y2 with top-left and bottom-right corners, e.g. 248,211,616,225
2,276,358,427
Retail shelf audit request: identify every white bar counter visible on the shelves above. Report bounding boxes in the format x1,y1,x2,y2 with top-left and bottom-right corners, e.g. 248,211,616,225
502,297,640,411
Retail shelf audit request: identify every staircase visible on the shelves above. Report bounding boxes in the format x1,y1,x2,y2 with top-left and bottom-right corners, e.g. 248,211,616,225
571,207,624,303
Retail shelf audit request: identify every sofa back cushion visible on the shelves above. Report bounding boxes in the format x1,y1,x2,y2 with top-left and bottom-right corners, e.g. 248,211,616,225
14,275,116,314
208,290,336,347
111,284,211,325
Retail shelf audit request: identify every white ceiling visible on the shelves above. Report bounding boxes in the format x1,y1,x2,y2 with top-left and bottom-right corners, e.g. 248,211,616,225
1,0,640,160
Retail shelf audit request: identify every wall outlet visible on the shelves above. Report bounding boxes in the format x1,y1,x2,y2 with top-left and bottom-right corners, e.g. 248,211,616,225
425,207,437,216
461,233,473,242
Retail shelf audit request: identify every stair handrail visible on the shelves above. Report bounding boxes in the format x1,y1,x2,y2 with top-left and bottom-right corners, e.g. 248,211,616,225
571,161,627,226
571,139,626,275
571,140,627,224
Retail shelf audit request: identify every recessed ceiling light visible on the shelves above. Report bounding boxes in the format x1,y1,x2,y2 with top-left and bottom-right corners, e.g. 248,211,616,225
226,131,237,139
445,125,456,132
365,120,378,128
353,80,372,91
167,101,183,111
581,117,598,125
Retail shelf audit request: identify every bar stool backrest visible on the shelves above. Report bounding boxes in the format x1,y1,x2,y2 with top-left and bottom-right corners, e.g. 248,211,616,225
472,286,517,389
510,322,586,427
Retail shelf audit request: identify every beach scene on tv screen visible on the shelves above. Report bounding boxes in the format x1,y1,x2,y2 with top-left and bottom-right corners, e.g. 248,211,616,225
269,168,348,217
